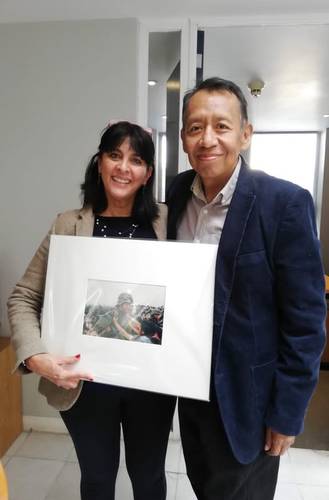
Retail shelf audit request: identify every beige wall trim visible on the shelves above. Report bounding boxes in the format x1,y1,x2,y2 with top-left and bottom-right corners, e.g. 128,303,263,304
23,416,67,434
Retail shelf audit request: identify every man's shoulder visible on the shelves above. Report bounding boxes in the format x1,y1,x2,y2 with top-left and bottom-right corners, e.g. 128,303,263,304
166,169,195,200
244,165,308,202
237,161,315,217
169,169,196,188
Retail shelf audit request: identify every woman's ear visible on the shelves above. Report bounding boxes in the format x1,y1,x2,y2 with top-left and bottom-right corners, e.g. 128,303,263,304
144,167,153,185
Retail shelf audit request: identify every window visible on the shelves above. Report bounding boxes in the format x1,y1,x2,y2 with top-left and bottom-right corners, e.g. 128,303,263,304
249,133,319,196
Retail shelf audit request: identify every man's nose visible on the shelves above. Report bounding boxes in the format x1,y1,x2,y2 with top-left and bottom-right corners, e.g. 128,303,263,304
200,126,217,147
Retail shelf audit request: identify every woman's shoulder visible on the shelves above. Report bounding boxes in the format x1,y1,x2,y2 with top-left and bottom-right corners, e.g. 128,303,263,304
152,203,167,240
52,207,93,234
156,202,168,219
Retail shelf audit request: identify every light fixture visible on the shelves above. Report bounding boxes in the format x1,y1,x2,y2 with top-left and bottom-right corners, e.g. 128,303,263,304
248,79,265,98
147,80,157,87
167,81,180,91
323,114,329,118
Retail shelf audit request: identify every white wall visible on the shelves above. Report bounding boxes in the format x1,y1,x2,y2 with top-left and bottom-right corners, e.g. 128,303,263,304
0,18,139,418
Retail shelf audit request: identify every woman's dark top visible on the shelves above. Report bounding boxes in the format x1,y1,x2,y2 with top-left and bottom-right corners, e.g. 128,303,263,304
93,215,156,240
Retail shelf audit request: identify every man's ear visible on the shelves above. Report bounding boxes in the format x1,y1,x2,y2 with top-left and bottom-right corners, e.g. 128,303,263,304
241,123,253,151
181,128,187,153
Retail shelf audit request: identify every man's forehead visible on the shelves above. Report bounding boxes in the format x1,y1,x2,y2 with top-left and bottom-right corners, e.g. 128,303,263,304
184,89,242,123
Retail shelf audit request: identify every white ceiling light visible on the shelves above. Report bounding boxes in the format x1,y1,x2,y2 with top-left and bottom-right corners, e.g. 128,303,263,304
147,80,157,86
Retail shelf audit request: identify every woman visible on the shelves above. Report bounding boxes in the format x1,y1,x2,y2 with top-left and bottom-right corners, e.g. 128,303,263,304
7,121,176,500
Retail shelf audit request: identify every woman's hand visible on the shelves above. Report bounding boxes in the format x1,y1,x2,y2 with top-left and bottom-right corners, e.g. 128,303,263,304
25,353,93,390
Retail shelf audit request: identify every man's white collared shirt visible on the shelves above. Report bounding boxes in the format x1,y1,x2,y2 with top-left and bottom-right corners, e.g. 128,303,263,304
177,159,241,244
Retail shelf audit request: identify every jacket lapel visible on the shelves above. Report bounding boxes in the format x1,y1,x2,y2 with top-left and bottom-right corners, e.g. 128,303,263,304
213,162,256,325
75,207,95,236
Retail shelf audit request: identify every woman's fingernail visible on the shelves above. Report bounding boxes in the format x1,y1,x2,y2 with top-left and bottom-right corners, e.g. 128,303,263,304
75,354,81,359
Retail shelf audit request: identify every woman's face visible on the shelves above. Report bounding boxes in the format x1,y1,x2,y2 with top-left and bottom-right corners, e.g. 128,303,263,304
98,138,152,209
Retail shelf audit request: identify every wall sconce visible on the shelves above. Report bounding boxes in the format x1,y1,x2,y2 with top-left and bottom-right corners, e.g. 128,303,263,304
248,79,265,98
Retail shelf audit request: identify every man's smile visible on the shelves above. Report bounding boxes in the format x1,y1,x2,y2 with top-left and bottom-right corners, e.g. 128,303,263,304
197,153,222,161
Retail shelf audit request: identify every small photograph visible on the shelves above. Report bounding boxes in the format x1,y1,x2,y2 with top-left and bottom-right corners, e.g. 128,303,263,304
83,279,166,345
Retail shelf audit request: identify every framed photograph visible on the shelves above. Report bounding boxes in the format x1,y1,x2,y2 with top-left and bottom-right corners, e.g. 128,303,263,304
41,235,218,400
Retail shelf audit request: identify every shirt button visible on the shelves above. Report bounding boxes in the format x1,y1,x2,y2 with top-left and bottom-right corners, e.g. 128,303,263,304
203,209,208,215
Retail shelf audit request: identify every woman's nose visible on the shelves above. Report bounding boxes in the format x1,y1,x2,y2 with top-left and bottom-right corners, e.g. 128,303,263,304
117,158,129,171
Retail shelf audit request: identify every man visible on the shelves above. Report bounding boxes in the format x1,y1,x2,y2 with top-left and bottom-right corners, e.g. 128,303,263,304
167,77,326,500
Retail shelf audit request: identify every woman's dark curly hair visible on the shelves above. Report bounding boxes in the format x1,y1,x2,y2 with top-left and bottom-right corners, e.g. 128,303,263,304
81,121,158,223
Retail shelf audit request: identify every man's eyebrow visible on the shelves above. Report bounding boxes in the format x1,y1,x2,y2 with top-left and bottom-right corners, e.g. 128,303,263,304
186,115,233,123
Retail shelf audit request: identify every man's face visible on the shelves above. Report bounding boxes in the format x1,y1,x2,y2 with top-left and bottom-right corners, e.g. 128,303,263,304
181,90,252,192
120,302,133,314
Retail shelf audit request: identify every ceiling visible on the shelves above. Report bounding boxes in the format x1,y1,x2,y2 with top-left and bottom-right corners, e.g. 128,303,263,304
1,0,329,23
202,25,329,131
2,1,329,132
147,24,329,133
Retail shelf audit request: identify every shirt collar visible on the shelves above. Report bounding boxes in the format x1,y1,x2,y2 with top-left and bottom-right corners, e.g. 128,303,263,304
190,156,242,205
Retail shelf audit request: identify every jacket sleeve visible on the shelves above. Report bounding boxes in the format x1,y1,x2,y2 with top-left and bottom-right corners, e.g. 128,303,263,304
265,188,326,435
7,220,57,371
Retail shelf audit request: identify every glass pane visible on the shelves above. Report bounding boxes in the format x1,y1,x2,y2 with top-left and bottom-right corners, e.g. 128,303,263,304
249,133,318,195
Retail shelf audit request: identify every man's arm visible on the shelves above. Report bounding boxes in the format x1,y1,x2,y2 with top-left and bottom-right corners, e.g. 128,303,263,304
266,188,326,440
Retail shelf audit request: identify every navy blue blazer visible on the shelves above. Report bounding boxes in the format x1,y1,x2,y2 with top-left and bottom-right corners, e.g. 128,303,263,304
167,159,326,464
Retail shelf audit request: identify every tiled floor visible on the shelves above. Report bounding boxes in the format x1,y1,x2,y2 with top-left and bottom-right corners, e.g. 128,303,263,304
2,431,329,499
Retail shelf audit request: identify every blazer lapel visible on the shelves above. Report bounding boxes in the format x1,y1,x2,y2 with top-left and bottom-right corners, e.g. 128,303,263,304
213,162,256,325
75,207,95,236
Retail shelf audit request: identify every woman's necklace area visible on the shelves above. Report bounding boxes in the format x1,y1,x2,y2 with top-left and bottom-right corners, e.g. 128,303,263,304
95,217,139,239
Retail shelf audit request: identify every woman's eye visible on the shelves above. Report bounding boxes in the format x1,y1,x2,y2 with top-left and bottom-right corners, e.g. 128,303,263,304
108,152,119,160
132,157,143,165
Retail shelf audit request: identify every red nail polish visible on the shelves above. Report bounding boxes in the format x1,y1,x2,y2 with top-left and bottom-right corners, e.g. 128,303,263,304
75,354,81,359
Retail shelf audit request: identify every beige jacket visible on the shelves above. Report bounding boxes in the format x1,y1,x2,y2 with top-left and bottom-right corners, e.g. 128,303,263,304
7,205,167,411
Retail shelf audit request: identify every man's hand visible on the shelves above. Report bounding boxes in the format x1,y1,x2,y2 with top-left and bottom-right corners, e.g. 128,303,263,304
25,353,93,390
264,427,295,456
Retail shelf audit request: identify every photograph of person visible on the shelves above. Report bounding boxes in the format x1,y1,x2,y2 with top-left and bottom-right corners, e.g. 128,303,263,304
7,121,176,500
83,281,165,345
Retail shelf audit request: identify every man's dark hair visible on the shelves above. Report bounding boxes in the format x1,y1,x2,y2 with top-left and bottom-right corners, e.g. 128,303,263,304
81,121,158,223
182,77,249,127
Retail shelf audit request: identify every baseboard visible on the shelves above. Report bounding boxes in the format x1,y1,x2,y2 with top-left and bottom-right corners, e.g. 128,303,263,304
23,416,68,434
23,415,180,440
